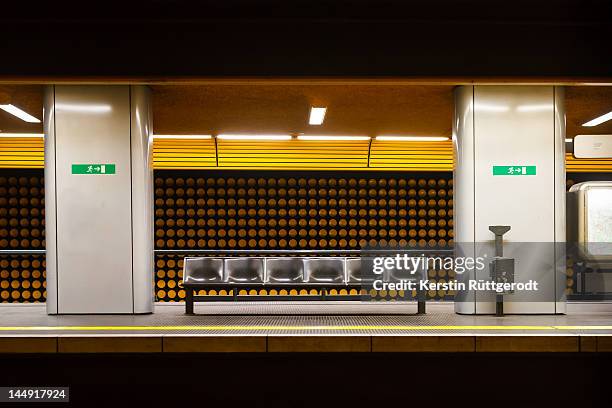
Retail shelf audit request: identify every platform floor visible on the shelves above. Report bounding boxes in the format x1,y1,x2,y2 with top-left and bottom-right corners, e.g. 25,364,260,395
1,302,611,353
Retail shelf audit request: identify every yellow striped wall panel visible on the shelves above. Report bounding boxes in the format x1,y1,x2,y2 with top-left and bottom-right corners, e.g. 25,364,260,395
0,138,44,168
216,139,370,169
152,138,217,169
369,140,453,171
2,136,612,172
565,153,612,172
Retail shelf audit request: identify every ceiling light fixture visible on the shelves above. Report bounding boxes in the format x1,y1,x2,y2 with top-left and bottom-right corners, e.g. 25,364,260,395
375,136,449,142
565,138,573,143
582,111,612,127
297,135,370,141
0,104,41,123
153,134,212,139
308,107,327,125
0,133,44,138
217,134,292,140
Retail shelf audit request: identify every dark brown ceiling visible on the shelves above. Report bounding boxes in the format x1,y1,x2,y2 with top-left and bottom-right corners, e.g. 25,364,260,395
151,85,454,136
0,84,611,137
0,85,43,133
566,87,612,136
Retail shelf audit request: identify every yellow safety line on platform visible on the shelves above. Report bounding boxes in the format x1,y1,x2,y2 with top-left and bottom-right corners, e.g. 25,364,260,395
0,325,611,331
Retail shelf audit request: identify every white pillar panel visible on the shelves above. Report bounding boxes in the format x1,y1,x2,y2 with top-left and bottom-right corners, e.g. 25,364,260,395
453,85,566,315
452,86,476,313
130,86,155,313
44,85,153,314
43,88,58,314
554,87,567,314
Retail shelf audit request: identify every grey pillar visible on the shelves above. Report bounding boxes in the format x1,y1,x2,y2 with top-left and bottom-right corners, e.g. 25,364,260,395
453,86,566,314
44,85,154,314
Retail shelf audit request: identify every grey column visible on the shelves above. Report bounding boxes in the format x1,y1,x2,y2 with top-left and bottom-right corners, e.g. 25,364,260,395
44,85,153,314
453,85,566,315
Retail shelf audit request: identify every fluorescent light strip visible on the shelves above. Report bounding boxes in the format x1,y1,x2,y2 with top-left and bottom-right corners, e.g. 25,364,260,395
309,107,327,125
153,135,212,139
298,135,370,141
583,111,612,127
0,104,41,123
217,134,292,140
0,133,44,138
375,136,449,142
565,138,573,143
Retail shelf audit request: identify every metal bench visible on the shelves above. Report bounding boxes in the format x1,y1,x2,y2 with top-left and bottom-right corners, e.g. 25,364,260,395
182,254,428,315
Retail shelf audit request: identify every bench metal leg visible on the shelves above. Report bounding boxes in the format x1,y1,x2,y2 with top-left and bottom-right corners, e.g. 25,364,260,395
417,289,426,314
417,300,426,314
185,288,194,315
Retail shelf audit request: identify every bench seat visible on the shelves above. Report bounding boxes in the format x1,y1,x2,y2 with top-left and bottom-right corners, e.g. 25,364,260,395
182,255,427,315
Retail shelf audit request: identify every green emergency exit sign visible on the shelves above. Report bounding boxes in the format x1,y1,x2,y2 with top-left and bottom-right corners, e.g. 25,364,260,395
71,164,116,175
493,165,536,176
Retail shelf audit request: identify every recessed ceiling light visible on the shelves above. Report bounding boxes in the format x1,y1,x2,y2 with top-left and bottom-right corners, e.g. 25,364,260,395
297,135,370,141
217,134,292,140
375,136,449,142
0,133,44,138
582,111,612,127
153,135,212,139
0,104,41,123
309,107,327,125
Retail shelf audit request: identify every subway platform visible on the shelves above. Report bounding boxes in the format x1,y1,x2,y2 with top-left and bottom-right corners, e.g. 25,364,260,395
1,302,611,353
